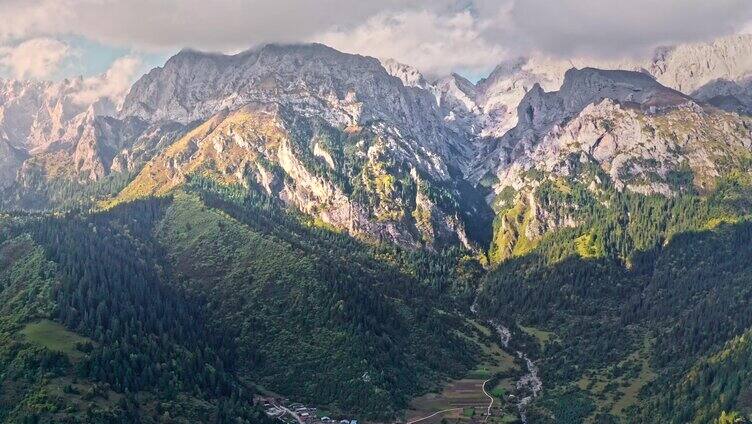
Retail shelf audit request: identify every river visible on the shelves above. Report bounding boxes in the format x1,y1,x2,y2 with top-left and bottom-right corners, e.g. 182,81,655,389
489,321,542,424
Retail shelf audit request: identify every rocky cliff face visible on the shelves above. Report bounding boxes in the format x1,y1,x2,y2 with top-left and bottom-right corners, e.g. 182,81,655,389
432,55,646,140
432,35,752,141
0,77,169,195
380,59,430,90
3,37,752,253
0,79,90,185
478,68,752,262
121,44,472,178
0,79,84,152
650,35,752,111
0,139,26,189
113,102,490,249
472,68,693,183
109,44,494,249
472,57,573,138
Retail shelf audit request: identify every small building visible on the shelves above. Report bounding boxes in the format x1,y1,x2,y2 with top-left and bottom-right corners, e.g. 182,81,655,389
265,408,283,417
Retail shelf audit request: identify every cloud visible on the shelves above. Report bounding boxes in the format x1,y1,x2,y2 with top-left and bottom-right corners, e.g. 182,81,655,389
71,55,142,106
503,0,752,58
0,0,428,51
0,38,71,79
0,0,752,77
0,1,69,43
316,9,507,76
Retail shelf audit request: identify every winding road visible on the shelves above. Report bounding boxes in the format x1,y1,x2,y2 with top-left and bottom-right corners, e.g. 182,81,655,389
481,379,494,422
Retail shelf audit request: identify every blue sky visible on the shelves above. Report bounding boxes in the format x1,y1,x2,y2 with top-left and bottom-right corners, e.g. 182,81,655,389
49,36,169,80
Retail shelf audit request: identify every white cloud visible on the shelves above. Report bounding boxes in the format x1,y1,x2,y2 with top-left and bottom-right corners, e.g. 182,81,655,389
504,0,752,58
0,0,425,51
316,9,507,76
0,1,751,77
0,38,70,79
71,55,142,106
0,1,69,43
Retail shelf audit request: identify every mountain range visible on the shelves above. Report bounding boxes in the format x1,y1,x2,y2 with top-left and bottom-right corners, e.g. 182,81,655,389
2,34,752,423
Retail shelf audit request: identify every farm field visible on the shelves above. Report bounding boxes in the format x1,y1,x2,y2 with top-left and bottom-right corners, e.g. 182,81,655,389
405,320,521,424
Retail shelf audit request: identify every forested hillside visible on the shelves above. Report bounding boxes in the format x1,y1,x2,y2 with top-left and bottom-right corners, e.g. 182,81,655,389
154,178,480,417
0,178,489,422
476,172,752,422
1,200,275,422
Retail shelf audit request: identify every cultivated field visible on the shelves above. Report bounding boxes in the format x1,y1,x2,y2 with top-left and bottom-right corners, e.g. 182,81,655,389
405,319,520,424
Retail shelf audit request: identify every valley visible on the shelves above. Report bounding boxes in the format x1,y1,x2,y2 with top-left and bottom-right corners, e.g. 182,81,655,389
2,29,752,424
406,319,521,424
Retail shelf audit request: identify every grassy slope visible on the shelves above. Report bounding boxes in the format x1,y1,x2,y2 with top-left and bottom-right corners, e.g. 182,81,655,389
21,320,91,360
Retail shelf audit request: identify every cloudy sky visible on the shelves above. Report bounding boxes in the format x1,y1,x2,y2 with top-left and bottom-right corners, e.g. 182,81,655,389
1,0,751,93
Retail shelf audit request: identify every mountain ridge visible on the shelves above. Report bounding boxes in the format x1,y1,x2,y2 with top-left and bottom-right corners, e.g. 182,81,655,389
5,37,752,248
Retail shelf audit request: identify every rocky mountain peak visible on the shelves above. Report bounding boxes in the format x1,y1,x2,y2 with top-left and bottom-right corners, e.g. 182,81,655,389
458,35,752,139
558,67,689,109
513,67,691,136
436,73,477,108
650,34,752,94
380,58,430,90
471,66,721,200
121,43,474,177
0,78,88,152
4,36,752,254
123,43,397,125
